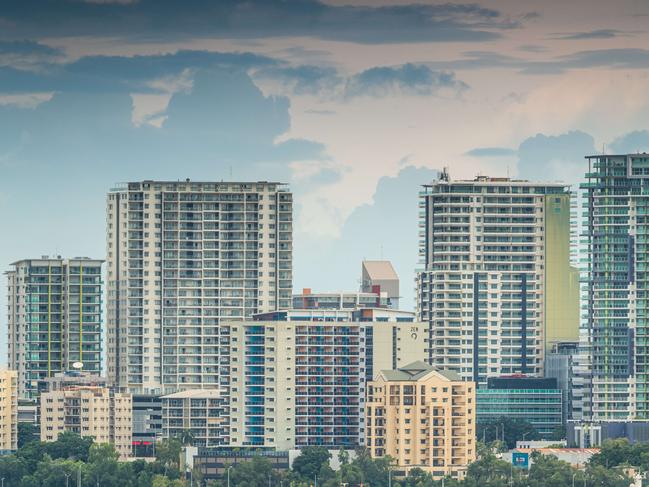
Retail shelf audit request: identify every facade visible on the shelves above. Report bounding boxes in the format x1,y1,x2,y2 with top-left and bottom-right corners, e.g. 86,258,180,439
361,260,400,309
416,171,577,384
161,389,228,447
366,361,476,479
228,309,427,449
132,394,162,457
39,374,132,458
545,341,578,424
0,370,18,453
476,377,562,438
6,257,103,400
106,180,292,395
292,289,391,310
581,154,649,420
189,447,290,481
568,420,649,447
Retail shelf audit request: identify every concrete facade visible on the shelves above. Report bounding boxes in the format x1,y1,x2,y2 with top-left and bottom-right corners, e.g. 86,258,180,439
366,361,476,479
227,309,428,449
0,370,18,452
6,257,103,400
416,172,576,384
40,382,132,459
106,180,292,395
160,389,228,447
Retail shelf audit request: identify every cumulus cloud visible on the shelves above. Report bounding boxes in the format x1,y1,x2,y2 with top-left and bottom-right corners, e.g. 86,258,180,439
609,130,649,153
466,147,517,157
294,165,438,310
344,64,468,98
516,131,596,184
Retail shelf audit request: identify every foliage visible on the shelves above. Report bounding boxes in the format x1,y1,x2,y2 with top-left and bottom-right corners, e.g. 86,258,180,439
0,432,642,487
476,417,541,449
17,423,39,448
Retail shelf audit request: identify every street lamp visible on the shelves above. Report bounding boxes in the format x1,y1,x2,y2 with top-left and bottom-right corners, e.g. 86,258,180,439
388,468,392,487
65,473,70,487
572,472,577,487
227,465,233,487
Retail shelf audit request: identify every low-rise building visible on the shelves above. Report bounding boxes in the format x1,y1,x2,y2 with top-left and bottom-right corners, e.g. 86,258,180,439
39,372,131,458
477,377,562,439
366,361,476,479
132,394,162,457
568,420,649,447
0,370,18,453
161,390,228,447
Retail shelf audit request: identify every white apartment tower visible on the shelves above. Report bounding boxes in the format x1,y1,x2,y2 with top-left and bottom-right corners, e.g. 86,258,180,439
416,171,575,384
106,180,292,394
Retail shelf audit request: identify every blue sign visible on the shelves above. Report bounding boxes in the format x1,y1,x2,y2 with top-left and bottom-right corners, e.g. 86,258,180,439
512,452,529,469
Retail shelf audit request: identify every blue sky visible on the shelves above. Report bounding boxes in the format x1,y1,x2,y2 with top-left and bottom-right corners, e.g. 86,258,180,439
2,0,649,337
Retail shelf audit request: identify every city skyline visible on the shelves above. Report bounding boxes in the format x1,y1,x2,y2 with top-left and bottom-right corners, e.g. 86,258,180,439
2,1,649,331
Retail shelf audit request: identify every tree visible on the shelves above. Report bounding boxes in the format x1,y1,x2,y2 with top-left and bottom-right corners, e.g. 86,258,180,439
476,417,541,449
292,447,332,480
18,422,39,448
45,431,94,462
156,437,183,469
229,456,278,487
178,429,195,447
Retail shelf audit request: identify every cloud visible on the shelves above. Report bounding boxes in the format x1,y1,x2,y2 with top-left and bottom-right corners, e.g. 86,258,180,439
551,29,630,40
423,48,649,75
609,130,649,153
255,65,341,95
0,50,280,95
466,147,517,157
0,0,525,44
294,165,438,310
516,131,596,184
344,64,468,98
0,40,63,69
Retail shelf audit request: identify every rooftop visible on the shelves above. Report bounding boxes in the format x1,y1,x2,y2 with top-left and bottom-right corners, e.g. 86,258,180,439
380,361,463,382
362,260,398,281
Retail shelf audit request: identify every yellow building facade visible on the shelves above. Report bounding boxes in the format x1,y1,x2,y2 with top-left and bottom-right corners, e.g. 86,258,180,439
0,370,17,452
366,362,476,479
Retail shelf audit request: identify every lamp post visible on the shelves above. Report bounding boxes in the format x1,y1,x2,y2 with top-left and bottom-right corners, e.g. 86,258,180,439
388,468,392,487
65,473,70,487
227,465,233,487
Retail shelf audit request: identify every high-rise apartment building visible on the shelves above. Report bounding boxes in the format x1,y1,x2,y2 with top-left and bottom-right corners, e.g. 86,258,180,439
228,309,428,450
106,180,292,395
40,373,132,459
416,172,576,383
0,370,18,453
582,154,649,420
6,257,103,400
366,361,475,479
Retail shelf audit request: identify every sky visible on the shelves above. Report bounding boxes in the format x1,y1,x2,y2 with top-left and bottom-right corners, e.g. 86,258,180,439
2,0,649,331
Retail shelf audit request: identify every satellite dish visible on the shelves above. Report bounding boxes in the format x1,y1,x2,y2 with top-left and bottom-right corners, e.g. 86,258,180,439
72,362,84,370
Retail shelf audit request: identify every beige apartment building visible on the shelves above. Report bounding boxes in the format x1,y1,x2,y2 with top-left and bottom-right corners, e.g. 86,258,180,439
366,361,476,479
0,370,18,452
40,381,132,458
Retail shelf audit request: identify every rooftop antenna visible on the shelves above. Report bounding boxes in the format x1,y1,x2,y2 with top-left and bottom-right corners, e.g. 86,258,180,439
440,166,450,182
